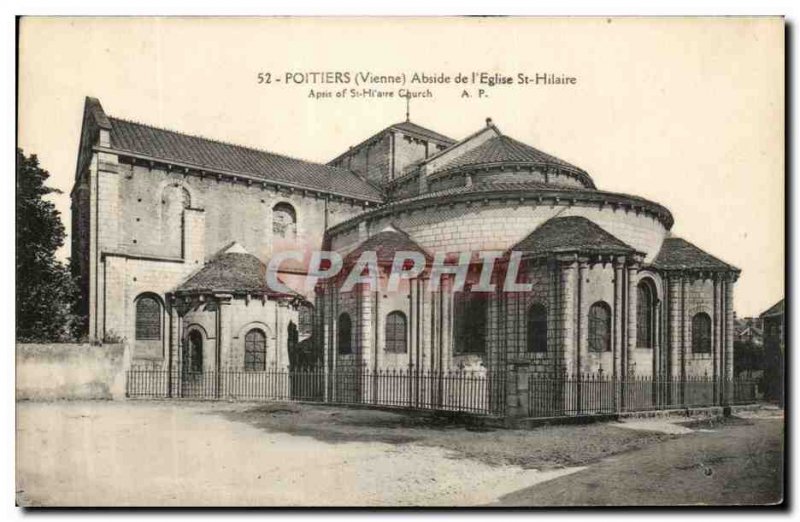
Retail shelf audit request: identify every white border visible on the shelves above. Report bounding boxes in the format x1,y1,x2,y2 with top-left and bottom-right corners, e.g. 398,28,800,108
5,2,794,520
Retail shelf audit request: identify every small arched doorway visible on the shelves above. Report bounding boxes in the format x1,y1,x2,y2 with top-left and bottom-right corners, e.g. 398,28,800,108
182,330,204,396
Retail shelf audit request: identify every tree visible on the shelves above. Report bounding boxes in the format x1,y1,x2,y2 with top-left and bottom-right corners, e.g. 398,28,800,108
16,149,79,341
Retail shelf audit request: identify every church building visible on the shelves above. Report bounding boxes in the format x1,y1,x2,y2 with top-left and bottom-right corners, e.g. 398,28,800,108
72,96,740,408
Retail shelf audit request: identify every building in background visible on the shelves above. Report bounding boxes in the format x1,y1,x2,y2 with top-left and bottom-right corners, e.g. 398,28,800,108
760,299,785,404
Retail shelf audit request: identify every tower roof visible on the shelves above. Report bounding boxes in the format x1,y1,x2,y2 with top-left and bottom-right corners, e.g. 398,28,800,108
433,134,590,182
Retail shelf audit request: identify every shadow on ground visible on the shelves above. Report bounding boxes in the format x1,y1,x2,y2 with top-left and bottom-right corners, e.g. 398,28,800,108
211,402,676,470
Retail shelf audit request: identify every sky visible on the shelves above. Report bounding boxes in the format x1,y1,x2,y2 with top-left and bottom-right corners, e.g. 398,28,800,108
17,17,784,317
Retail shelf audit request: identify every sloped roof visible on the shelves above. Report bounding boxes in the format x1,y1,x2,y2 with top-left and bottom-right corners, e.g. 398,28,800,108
510,216,637,257
390,121,456,145
175,243,297,295
652,237,739,272
328,120,456,165
107,117,383,201
176,252,271,293
344,225,432,266
760,299,784,318
432,135,589,179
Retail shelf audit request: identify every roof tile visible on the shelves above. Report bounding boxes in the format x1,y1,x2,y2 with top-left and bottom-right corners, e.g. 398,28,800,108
510,216,636,257
434,135,587,176
108,117,383,201
344,226,432,266
652,237,739,272
175,252,296,296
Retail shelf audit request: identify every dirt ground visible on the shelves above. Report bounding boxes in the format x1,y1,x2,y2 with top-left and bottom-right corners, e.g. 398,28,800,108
495,410,785,506
15,400,783,507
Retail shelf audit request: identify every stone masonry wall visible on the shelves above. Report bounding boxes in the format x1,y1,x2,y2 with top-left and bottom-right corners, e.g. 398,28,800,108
331,199,667,263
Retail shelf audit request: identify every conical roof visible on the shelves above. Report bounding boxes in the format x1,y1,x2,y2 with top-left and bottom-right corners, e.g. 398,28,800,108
510,216,637,257
175,242,294,295
434,135,589,179
344,225,432,266
652,237,739,272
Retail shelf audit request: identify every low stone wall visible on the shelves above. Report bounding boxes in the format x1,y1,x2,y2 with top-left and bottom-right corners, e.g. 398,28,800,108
16,343,129,400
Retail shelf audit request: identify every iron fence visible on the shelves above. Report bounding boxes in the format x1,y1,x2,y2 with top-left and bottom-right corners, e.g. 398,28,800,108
126,367,505,415
528,373,760,418
127,367,758,418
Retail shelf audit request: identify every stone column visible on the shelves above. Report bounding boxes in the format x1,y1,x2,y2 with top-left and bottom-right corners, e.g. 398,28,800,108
626,265,638,376
215,294,232,398
667,275,682,404
577,258,589,374
612,257,625,410
167,295,181,397
724,276,736,403
558,255,578,376
653,299,661,376
548,260,559,377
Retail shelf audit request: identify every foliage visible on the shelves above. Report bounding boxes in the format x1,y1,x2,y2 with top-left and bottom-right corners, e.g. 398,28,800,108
733,340,763,376
16,149,81,342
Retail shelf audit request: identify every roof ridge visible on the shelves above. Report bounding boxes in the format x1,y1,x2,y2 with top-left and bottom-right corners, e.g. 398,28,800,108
415,123,501,169
390,120,457,143
108,115,356,174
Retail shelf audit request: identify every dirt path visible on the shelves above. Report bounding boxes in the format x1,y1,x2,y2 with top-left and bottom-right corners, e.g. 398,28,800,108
16,401,581,507
493,414,784,506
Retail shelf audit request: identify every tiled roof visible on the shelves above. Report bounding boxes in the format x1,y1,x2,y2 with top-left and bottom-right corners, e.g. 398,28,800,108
344,225,432,266
760,299,784,318
510,216,637,257
652,237,739,272
390,121,456,145
433,135,588,177
175,250,296,296
107,117,383,201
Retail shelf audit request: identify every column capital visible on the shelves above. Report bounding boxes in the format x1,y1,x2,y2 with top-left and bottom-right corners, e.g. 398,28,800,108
554,253,579,266
214,293,234,305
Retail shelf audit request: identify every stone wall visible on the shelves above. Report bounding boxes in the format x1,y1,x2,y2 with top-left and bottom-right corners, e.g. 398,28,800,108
332,199,668,263
78,146,368,346
16,343,128,400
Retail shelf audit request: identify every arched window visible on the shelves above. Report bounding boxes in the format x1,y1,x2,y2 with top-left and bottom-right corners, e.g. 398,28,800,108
135,295,161,340
337,313,352,355
185,330,203,373
588,301,612,353
244,329,267,371
385,311,408,353
454,292,488,354
637,281,655,348
692,313,712,354
273,202,297,239
527,304,548,353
